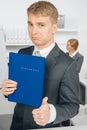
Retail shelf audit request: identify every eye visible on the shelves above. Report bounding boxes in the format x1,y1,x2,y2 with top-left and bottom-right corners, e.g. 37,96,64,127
38,23,45,28
27,22,33,27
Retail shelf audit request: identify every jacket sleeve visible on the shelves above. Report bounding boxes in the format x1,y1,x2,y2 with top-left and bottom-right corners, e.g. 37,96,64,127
75,55,84,73
54,61,80,124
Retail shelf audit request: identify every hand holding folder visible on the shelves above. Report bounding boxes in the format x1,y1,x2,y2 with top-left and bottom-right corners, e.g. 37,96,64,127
8,52,45,108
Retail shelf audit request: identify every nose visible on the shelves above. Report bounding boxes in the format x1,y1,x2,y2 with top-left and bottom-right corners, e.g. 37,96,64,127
32,26,38,34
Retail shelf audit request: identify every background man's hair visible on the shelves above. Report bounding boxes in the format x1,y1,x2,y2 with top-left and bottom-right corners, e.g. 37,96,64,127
68,38,79,50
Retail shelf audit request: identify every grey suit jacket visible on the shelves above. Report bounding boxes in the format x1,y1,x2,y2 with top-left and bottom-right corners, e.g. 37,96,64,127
73,52,84,73
10,43,80,130
66,52,84,73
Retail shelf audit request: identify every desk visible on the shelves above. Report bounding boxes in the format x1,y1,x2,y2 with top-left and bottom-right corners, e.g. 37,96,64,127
30,125,87,130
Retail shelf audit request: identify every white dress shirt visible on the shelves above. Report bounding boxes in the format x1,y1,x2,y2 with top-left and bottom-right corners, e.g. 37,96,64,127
33,42,57,124
69,50,78,58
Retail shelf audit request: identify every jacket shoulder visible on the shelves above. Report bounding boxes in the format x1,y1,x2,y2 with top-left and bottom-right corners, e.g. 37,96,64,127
77,52,84,58
18,46,34,55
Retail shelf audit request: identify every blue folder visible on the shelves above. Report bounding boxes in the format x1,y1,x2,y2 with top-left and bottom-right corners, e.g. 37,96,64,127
8,52,45,108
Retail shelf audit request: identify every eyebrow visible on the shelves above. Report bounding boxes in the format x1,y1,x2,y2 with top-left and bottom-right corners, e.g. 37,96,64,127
27,21,46,25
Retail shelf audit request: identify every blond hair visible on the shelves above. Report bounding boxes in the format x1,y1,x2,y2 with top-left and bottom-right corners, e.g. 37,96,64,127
68,39,79,50
27,1,59,24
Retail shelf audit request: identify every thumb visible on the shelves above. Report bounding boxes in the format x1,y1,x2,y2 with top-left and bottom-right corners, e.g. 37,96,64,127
42,97,48,105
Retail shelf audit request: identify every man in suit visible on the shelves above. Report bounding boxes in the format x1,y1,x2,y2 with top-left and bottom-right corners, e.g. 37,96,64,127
1,1,81,130
66,38,84,73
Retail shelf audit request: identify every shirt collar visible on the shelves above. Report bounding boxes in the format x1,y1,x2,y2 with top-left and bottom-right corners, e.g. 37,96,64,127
33,42,55,58
70,50,78,57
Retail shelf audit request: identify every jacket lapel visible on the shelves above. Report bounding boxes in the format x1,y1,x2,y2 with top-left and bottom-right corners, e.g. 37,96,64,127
73,52,78,60
45,43,60,71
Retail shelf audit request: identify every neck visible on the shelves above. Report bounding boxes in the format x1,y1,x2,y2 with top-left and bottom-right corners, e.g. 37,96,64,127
35,40,54,50
69,50,75,56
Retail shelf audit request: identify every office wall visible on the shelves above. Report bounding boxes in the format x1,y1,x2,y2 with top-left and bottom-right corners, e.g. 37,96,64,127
0,0,79,28
0,0,87,53
0,28,8,85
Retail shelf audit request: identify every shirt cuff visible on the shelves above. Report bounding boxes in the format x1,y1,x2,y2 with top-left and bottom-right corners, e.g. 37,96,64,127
47,104,57,124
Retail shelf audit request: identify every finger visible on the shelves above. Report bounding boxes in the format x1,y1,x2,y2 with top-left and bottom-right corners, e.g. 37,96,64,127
6,87,17,92
7,84,16,88
2,83,17,96
2,87,16,94
42,97,48,105
2,80,17,85
2,83,17,91
32,108,40,115
35,119,46,126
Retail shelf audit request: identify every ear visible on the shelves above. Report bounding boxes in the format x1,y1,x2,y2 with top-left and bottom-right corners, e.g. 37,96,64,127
53,23,58,34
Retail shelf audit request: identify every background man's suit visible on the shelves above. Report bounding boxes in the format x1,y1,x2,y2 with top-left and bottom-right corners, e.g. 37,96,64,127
10,43,80,130
66,52,84,73
73,52,84,73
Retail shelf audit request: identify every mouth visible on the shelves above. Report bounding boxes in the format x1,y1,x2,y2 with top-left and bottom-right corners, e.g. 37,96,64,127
32,37,39,41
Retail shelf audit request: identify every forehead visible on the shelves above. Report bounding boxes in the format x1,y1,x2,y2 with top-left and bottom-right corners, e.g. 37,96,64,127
67,42,71,45
28,13,51,22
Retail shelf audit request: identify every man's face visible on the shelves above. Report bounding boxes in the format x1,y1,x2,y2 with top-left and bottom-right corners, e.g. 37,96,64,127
27,13,58,49
66,42,73,52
